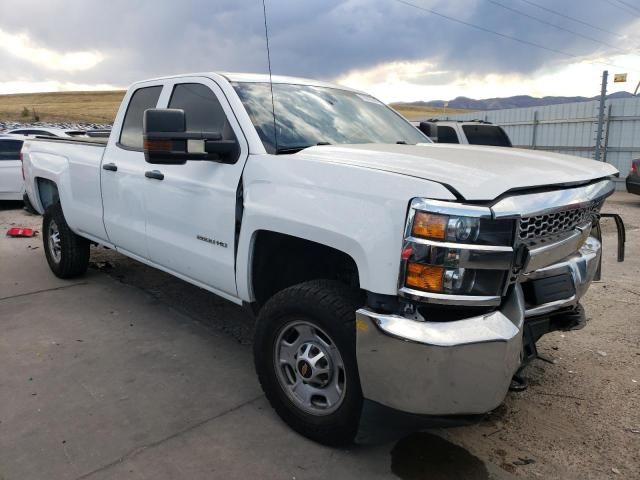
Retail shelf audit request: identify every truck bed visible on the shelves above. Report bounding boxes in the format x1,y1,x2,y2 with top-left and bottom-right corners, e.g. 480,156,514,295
22,136,108,240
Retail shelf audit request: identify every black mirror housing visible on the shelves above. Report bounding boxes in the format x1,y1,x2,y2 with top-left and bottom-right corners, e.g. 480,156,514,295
143,108,240,164
145,108,185,136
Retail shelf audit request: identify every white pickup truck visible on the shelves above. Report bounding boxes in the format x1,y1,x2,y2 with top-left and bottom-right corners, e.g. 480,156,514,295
22,72,619,446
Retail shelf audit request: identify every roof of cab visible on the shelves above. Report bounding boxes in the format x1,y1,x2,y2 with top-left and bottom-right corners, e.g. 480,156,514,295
133,72,364,94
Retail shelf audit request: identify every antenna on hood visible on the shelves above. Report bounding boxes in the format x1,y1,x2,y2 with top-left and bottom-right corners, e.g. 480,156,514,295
262,0,278,151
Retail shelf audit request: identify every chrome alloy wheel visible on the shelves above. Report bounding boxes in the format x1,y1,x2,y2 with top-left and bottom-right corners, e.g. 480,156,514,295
274,321,346,415
48,219,62,264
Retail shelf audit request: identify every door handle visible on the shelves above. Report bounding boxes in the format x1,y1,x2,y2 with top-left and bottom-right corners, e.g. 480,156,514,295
102,163,118,172
145,170,164,181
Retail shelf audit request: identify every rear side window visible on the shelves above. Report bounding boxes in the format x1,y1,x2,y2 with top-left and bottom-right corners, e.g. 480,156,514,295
437,126,459,144
119,86,162,149
29,130,56,136
168,83,236,141
462,125,512,147
12,130,55,136
0,140,23,160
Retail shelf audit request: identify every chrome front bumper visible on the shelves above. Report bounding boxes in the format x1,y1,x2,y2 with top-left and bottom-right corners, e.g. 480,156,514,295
522,236,601,317
356,237,601,416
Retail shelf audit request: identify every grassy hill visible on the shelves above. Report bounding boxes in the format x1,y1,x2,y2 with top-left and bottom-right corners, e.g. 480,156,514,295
390,102,471,120
0,91,126,124
0,91,472,124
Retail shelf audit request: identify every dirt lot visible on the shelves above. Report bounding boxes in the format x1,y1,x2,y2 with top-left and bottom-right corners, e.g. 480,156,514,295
1,193,638,479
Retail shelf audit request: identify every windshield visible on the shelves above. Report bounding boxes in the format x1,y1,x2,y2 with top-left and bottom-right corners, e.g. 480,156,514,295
232,82,429,154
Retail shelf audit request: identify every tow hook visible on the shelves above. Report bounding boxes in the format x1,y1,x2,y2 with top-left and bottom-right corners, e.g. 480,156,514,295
594,213,626,281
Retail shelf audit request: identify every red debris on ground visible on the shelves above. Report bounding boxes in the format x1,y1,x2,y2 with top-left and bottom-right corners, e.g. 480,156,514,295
6,227,37,238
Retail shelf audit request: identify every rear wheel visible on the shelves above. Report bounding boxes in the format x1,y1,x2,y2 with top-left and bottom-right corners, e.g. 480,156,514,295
43,202,90,278
254,280,364,446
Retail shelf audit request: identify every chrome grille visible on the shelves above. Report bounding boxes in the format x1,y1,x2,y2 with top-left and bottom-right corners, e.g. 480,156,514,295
518,201,603,241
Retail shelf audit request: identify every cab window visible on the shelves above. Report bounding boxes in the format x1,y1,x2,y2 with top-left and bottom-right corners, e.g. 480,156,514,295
119,86,162,149
462,125,512,147
168,83,236,142
437,126,459,144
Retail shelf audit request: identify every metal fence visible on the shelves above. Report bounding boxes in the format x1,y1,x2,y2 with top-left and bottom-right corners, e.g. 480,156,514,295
438,97,640,190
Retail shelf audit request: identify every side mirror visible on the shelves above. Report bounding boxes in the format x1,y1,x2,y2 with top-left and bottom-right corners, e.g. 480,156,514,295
418,121,438,142
143,108,239,164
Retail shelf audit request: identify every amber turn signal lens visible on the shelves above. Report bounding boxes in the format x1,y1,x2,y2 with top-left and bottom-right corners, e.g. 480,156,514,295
405,262,444,292
144,139,174,152
412,212,447,240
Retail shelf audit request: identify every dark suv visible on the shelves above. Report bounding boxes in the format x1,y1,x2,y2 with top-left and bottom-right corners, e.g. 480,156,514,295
626,159,640,195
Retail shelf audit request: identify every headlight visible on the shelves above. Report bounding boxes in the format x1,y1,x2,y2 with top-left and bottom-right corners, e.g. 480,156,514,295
410,211,512,246
399,199,516,305
413,212,480,242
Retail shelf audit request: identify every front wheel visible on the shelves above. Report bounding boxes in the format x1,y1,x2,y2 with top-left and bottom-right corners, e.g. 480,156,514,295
42,202,90,278
254,280,364,446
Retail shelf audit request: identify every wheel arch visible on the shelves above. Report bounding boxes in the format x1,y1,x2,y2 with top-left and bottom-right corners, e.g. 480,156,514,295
247,230,361,308
35,177,60,211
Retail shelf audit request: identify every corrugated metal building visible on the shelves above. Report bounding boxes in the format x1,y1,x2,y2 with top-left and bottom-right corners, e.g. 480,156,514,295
438,97,640,190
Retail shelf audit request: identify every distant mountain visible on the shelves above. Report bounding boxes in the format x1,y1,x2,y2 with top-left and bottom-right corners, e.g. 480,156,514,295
397,91,634,111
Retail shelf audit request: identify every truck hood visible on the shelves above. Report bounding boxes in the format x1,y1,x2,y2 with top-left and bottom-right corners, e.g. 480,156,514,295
299,143,618,201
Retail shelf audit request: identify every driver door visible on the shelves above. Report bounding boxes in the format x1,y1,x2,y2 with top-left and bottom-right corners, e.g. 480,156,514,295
143,78,248,297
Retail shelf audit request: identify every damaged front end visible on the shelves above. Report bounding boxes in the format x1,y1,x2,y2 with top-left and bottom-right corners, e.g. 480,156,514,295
356,178,625,416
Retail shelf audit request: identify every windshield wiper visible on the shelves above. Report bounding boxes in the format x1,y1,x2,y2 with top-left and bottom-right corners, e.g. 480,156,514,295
275,142,331,155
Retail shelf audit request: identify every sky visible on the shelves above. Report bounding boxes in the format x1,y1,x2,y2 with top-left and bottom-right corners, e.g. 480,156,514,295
0,0,638,102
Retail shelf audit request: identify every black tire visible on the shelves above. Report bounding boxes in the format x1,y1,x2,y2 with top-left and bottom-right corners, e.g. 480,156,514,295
254,280,364,446
23,193,38,215
42,202,90,278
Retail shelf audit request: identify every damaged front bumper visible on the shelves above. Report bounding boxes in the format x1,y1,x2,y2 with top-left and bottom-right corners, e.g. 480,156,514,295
355,236,602,416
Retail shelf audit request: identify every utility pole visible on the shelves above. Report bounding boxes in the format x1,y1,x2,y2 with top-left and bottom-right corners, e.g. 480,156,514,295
594,70,608,161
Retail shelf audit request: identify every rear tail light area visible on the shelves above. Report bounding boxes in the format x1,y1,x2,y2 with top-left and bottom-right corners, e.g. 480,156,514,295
631,161,638,174
20,151,25,180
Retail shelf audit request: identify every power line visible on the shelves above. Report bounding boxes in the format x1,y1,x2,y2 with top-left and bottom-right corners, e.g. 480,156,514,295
615,0,640,14
519,0,623,38
391,0,639,73
393,0,576,57
605,0,640,17
487,0,623,53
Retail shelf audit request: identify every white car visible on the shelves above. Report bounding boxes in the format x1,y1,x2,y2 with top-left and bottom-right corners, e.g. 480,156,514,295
22,72,619,445
0,135,25,201
6,127,86,138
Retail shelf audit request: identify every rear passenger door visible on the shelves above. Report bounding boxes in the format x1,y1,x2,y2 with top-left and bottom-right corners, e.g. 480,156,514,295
143,78,248,298
101,84,163,258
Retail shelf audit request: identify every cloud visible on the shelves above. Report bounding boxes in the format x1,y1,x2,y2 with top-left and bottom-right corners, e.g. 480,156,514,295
337,54,640,102
0,29,103,72
0,80,119,95
0,0,637,98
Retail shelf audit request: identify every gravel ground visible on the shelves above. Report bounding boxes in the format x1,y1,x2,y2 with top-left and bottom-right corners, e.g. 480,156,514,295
2,192,638,479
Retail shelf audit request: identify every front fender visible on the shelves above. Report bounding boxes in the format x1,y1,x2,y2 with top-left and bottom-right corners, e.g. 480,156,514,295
236,155,456,300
